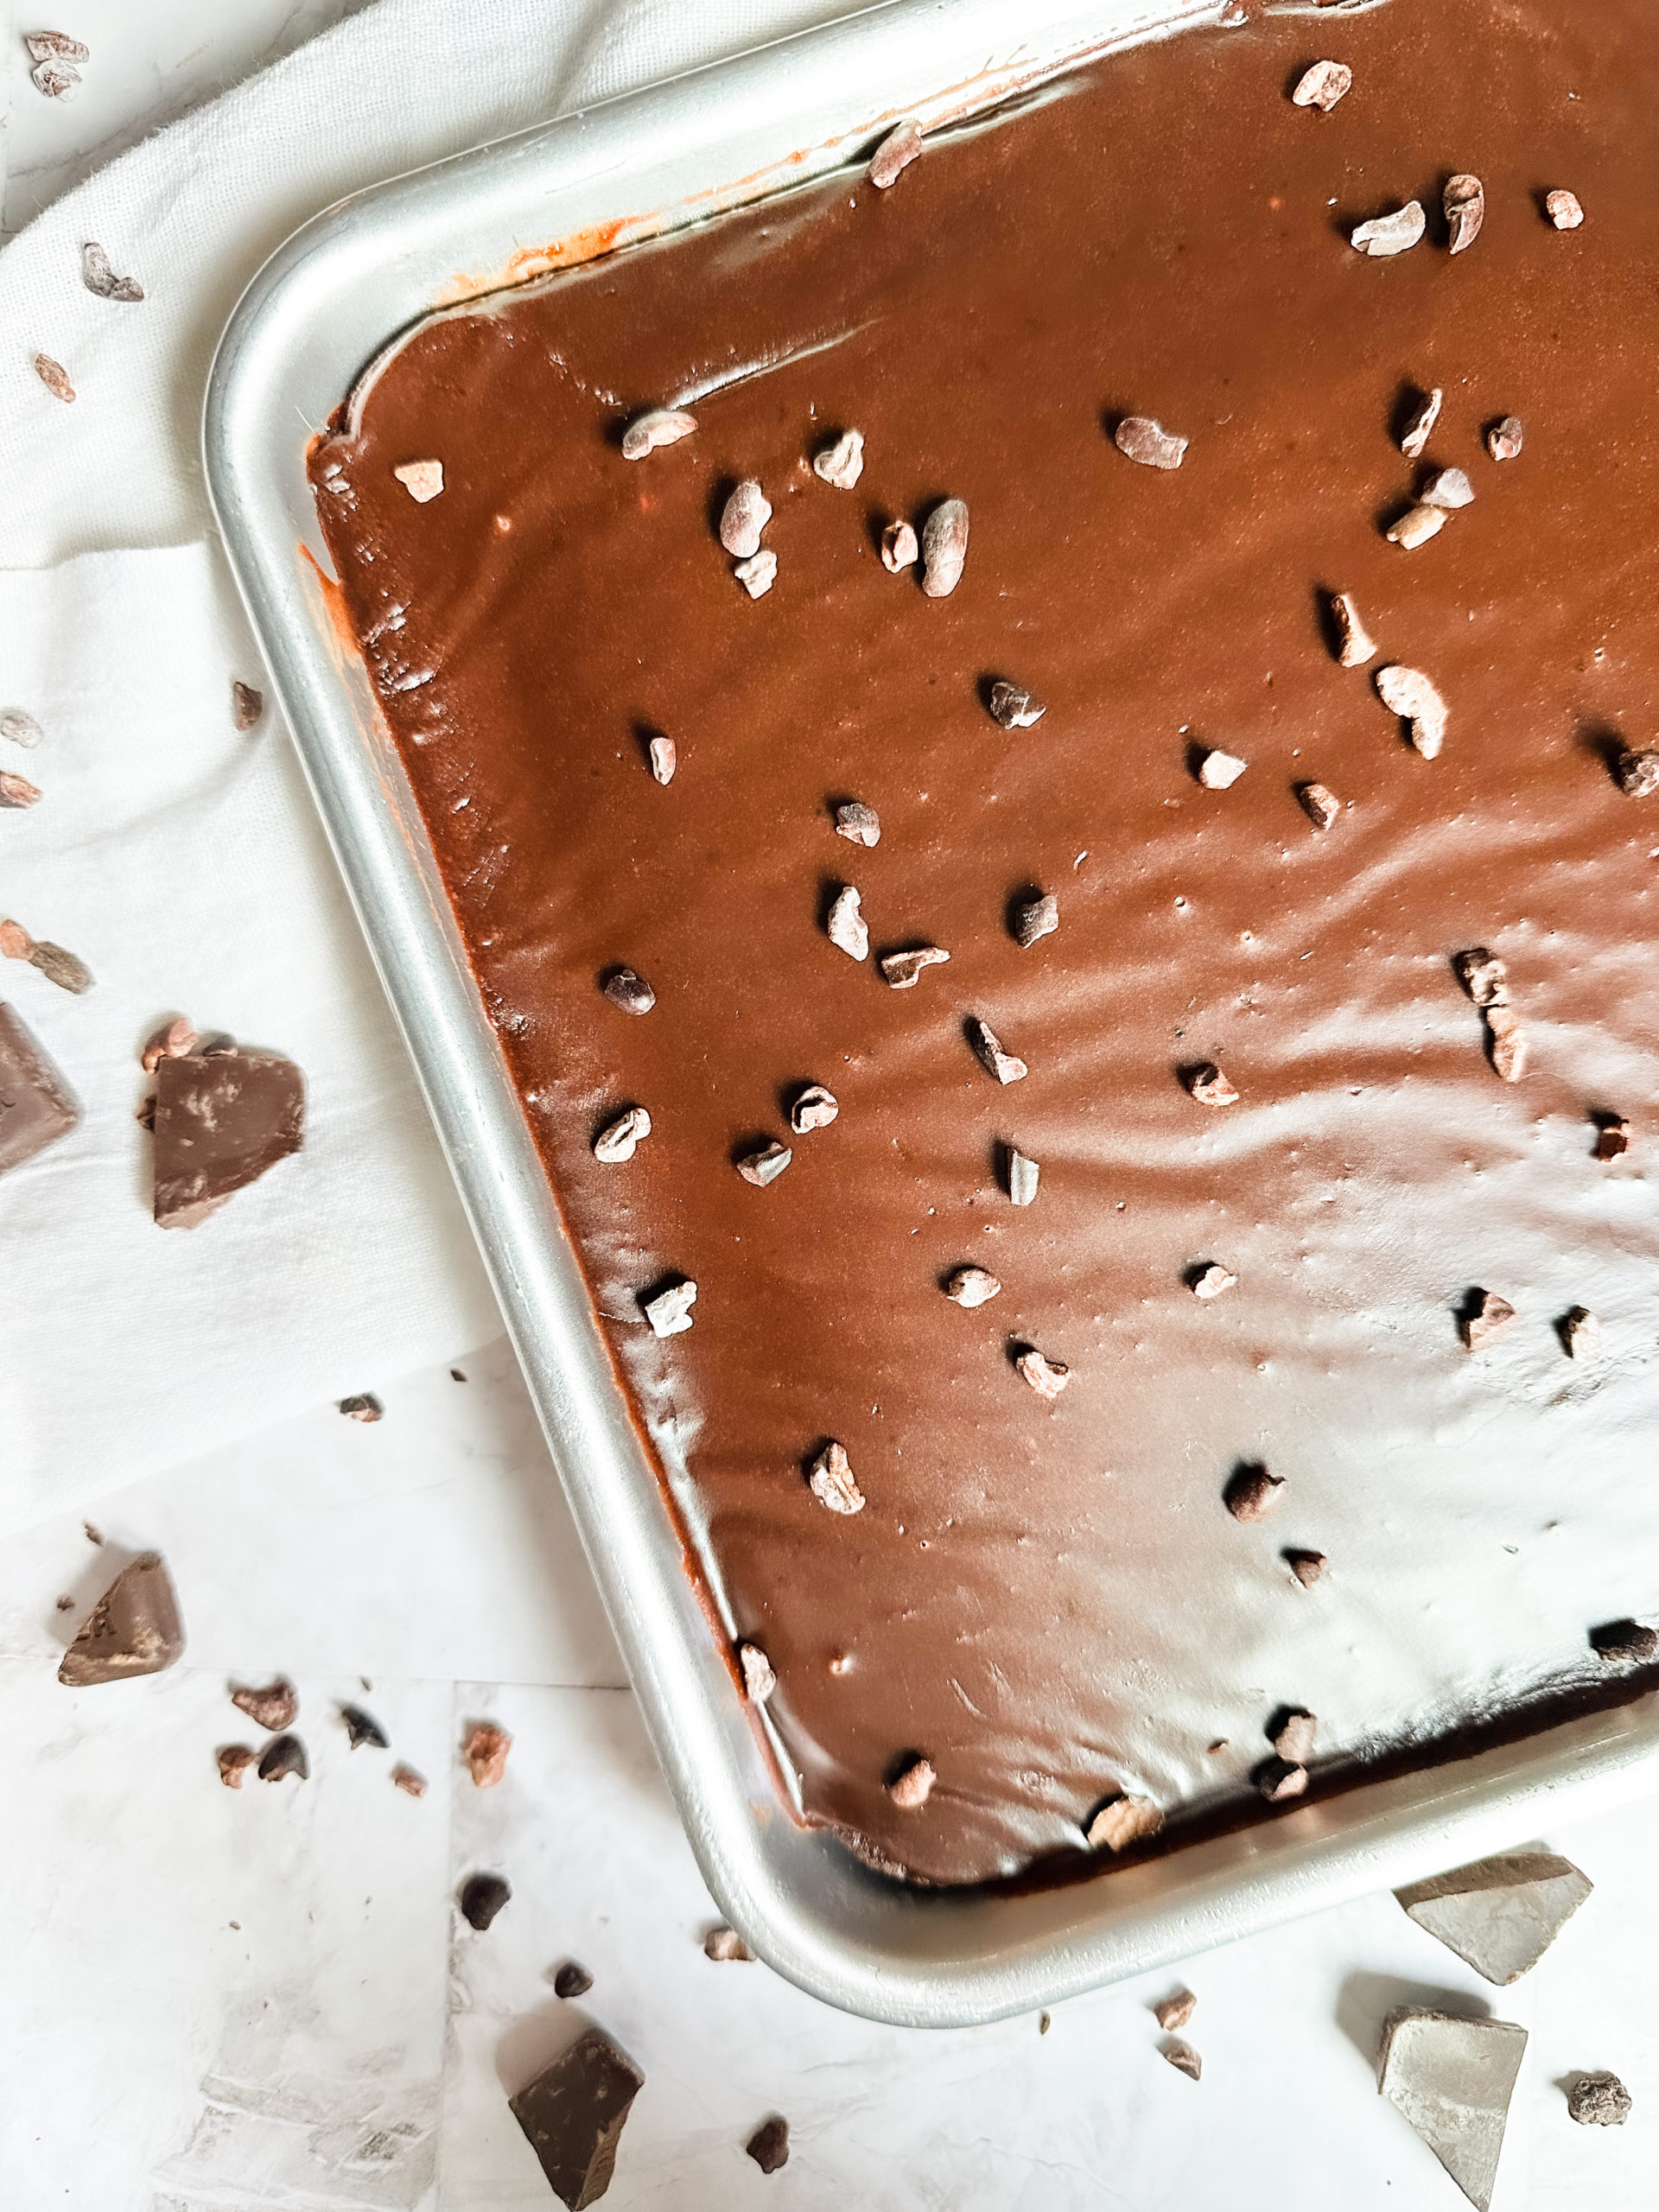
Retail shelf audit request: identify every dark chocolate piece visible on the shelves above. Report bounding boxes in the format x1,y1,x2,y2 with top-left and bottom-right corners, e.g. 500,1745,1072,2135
0,1002,80,1174
1591,1618,1657,1665
460,1872,512,1929
152,1043,304,1228
554,1961,594,1999
258,1733,308,1783
232,1677,296,1731
232,681,264,730
745,2117,791,2174
1593,1115,1631,1160
1162,2040,1202,2080
703,1924,753,1961
217,1744,257,1787
1285,1549,1327,1586
392,1763,428,1796
58,1553,185,1685
509,2028,645,2209
340,1703,389,1749
1224,1464,1283,1522
338,1393,384,1422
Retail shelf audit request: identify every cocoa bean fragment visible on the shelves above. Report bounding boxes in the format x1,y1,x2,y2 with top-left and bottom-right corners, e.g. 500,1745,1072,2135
1198,748,1246,790
340,1703,389,1749
1330,591,1376,668
835,800,880,847
735,1141,791,1186
1487,416,1524,461
642,1279,696,1337
970,1018,1027,1084
554,1961,594,1999
1163,2041,1203,2081
232,1678,296,1732
880,520,918,572
704,1924,753,1962
0,709,44,747
462,1719,512,1788
620,408,696,460
1224,1464,1282,1522
1375,664,1447,758
217,1745,257,1788
601,966,655,1014
1614,747,1659,798
812,430,864,489
1012,893,1058,947
1592,1116,1630,1161
392,460,443,503
868,120,923,189
1256,1756,1309,1802
1351,201,1426,256
1484,1001,1528,1082
649,734,676,784
1400,387,1442,460
733,549,778,599
807,1440,865,1515
826,884,868,960
1387,503,1447,550
1115,416,1187,470
1285,1548,1327,1586
1461,1289,1516,1351
29,941,94,993
790,1084,838,1134
594,1106,651,1163
988,681,1046,730
1291,60,1351,111
1591,1619,1657,1665
887,1754,936,1809
739,1643,777,1703
945,1265,1001,1308
1085,1794,1163,1852
1191,1263,1236,1300
1560,1306,1600,1361
1006,1148,1039,1206
747,2117,791,2173
392,1764,428,1796
338,1393,382,1422
879,945,949,988
1273,1709,1317,1763
34,354,75,404
1453,948,1509,1007
920,499,969,597
1422,467,1474,510
1445,173,1484,253
1186,1062,1238,1107
719,479,771,556
1154,1990,1197,2031
0,771,41,809
81,240,143,300
0,919,35,960
1545,188,1585,230
459,1872,511,1929
1017,1349,1070,1400
231,680,264,729
1297,781,1340,831
258,1733,308,1783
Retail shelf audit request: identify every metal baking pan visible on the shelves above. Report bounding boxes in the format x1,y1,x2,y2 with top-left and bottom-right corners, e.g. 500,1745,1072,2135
203,0,1659,2026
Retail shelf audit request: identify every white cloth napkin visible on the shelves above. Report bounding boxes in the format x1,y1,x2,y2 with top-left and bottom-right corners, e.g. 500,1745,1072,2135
0,0,854,1533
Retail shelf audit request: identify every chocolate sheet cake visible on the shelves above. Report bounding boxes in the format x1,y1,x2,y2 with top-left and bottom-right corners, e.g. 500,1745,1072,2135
309,0,1659,1885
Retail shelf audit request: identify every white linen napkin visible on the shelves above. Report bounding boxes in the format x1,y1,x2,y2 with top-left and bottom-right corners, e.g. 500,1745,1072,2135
0,0,856,1532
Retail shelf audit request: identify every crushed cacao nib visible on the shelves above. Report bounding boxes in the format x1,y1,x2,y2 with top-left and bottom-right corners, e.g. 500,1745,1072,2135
734,548,778,599
746,2117,791,2174
1191,1263,1236,1300
649,734,677,784
739,1642,777,1702
1330,591,1376,667
1006,1147,1039,1206
868,119,924,189
1399,386,1442,460
593,1106,651,1163
1566,2073,1632,2127
887,1754,936,1809
970,1018,1027,1084
1484,1001,1528,1083
1198,748,1247,790
0,771,41,809
879,945,950,988
1012,892,1058,946
80,239,143,301
620,407,696,459
232,1678,296,1731
988,681,1046,729
462,1719,512,1787
217,1744,257,1788
28,30,86,97
1154,1989,1197,2031
642,1278,697,1338
1591,1619,1657,1665
790,1084,838,1133
0,708,44,747
826,884,869,960
1453,948,1510,1007
1291,59,1351,111
392,1763,428,1796
1614,747,1659,798
880,519,918,572
835,800,880,846
258,1733,308,1783
1297,781,1340,831
554,1961,594,1999
1560,1306,1600,1361
1375,664,1448,757
1085,1794,1163,1851
1224,1464,1283,1522
1351,201,1426,256
1162,2041,1203,2081
29,940,94,993
601,965,656,1014
945,1265,1002,1308
1285,1549,1327,1586
338,1393,383,1421
1421,467,1474,509
812,430,865,489
142,1015,198,1071
1255,1756,1308,1802
1114,415,1186,470
1592,1115,1630,1160
231,678,264,729
459,1872,512,1929
1486,415,1525,461
719,479,772,556
1386,502,1447,550
1444,173,1484,253
807,1440,865,1515
1016,1349,1070,1400
704,1924,753,1961
392,460,443,503
341,1703,389,1749
920,499,969,597
1272,1709,1317,1763
1185,1062,1238,1107
0,919,35,960
1461,1289,1516,1351
735,1140,792,1186
1545,188,1585,230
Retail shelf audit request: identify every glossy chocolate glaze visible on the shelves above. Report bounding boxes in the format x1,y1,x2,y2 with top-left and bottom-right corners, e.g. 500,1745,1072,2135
310,0,1659,1885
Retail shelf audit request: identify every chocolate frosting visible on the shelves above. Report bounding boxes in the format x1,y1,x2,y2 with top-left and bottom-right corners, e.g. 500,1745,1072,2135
310,0,1659,1884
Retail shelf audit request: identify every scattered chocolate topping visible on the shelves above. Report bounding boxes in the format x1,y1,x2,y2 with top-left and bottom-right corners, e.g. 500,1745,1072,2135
1593,1115,1630,1160
1560,1306,1600,1361
217,1744,257,1788
879,945,950,988
601,966,655,1014
392,1763,428,1796
152,1041,304,1227
1330,591,1376,668
1484,1001,1529,1083
258,1733,308,1783
1007,1147,1039,1206
462,1719,512,1788
790,1084,838,1134
1186,1062,1238,1107
338,1393,383,1422
1154,1989,1197,2031
1566,2072,1631,2127
649,734,676,784
1273,1708,1317,1763
460,1872,512,1930
642,1278,697,1338
988,681,1046,730
1012,893,1058,947
1114,415,1187,470
510,2029,645,2209
1296,780,1341,831
945,1265,1002,1308
704,1924,753,1961
1386,502,1447,550
970,1018,1027,1084
1255,1756,1309,1802
920,498,969,598
733,549,778,599
1191,1263,1236,1300
868,119,923,189
1285,1548,1327,1586
1486,414,1525,461
834,800,880,846
1375,664,1448,757
0,770,42,809
826,884,869,961
1198,747,1247,791
1399,386,1443,460
1461,1290,1516,1351
142,1015,199,1071
807,1440,865,1515
392,460,443,504
1591,1618,1657,1665
1351,201,1426,256
739,1642,777,1702
0,1004,79,1175
1162,2040,1203,2082
812,429,865,488
0,708,44,747
340,1703,389,1749
735,1140,792,1186
746,2117,791,2174
593,1106,652,1163
1224,1464,1283,1522
59,1553,185,1685
718,479,772,557
620,407,696,459
1291,59,1351,111
232,1678,296,1731
1453,947,1510,1007
1545,188,1585,230
1085,1794,1163,1852
554,1961,594,1999
880,519,918,572
1614,747,1659,798
1017,1349,1070,1400
1444,173,1485,253
887,1754,936,1809
1421,467,1474,510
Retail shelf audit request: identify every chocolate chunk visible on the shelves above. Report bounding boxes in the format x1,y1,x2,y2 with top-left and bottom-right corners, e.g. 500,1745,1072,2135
1255,1756,1309,1802
807,1440,865,1515
152,1044,302,1228
1614,747,1659,797
790,1084,838,1134
1461,1290,1516,1351
887,1754,936,1809
1085,1794,1163,1852
642,1278,696,1337
0,708,44,747
594,1107,651,1163
1296,781,1341,831
1377,2009,1526,2211
649,734,676,785
462,1719,512,1785
258,1733,308,1783
0,770,41,808
392,460,444,502
734,550,777,599
338,1392,384,1421
510,2028,644,2209
1198,748,1246,791
880,519,918,572
392,1763,428,1796
834,801,880,847
1273,1709,1317,1763
945,1265,1001,1308
1162,2040,1202,2081
232,680,264,729
1560,1305,1600,1361
970,1018,1027,1084
704,1924,753,1961
812,430,864,488
620,408,696,459
1285,1548,1327,1586
1330,591,1376,667
1593,1115,1630,1160
1445,173,1485,253
1400,387,1443,461
1395,1851,1592,1984
29,940,94,993
34,353,75,403
1017,1349,1070,1400
0,1003,80,1175
1185,1061,1238,1107
988,681,1046,730
719,479,771,556
826,884,868,960
1114,415,1186,470
1453,947,1510,1006
747,2117,791,2173
1591,1618,1657,1665
1012,893,1058,947
1566,2072,1630,2127
59,1553,185,1685
879,945,949,988
1386,502,1447,550
1291,59,1351,111
1191,1262,1236,1299
1006,1147,1039,1205
1224,1464,1282,1522
217,1744,257,1788
555,1961,594,1999
1486,415,1525,461
1422,467,1475,510
735,1141,791,1187
341,1703,389,1749
1351,201,1426,256
739,1643,777,1702
601,966,655,1014
1375,664,1448,758
460,1872,512,1930
1545,188,1585,230
232,1677,297,1732
868,119,923,189
920,499,969,598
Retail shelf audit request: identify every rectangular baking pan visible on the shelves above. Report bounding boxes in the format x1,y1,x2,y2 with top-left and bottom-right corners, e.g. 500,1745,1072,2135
203,0,1659,2026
